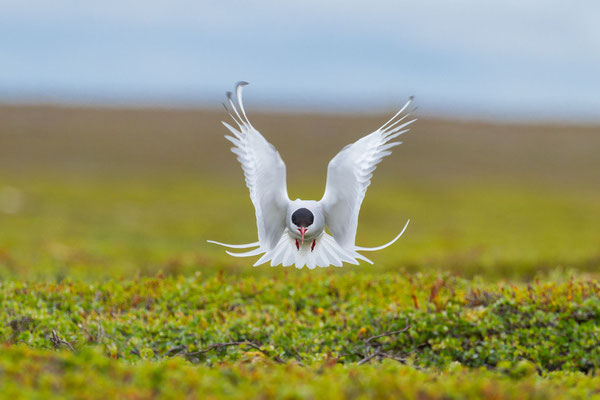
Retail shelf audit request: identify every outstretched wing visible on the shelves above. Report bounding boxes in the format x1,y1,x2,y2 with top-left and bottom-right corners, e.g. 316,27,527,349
217,82,290,250
319,98,415,249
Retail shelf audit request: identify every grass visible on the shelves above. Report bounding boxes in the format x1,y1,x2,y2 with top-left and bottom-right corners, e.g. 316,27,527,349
1,104,600,398
1,176,598,280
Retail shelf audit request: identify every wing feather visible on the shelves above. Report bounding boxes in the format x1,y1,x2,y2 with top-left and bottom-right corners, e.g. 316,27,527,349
319,98,415,250
211,82,289,251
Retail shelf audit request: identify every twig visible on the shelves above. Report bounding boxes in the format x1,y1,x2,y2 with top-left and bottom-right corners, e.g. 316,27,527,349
96,324,105,343
243,341,285,363
185,341,244,356
166,345,187,356
79,323,105,344
376,351,406,363
79,324,94,342
291,346,305,366
50,329,75,352
364,325,410,344
382,351,424,371
170,325,413,367
358,323,412,366
357,352,378,365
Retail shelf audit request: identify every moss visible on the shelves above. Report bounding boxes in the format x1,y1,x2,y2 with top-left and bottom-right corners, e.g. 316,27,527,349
1,272,600,373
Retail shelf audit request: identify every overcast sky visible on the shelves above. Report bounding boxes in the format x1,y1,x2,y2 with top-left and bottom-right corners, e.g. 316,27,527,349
1,1,599,121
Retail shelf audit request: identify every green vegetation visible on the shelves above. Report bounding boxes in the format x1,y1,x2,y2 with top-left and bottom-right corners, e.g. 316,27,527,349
3,272,600,398
1,105,599,398
3,345,600,399
3,272,600,369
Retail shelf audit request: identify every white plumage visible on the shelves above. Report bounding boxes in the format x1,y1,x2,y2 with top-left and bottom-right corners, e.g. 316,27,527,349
208,82,415,269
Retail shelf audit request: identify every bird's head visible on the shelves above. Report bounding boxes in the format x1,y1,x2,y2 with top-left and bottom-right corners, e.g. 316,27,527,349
291,207,313,244
287,200,324,244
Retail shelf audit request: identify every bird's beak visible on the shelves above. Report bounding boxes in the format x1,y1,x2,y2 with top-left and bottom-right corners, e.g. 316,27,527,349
298,227,307,244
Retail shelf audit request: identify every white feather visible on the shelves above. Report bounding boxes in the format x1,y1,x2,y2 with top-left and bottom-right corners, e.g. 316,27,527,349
206,240,260,249
209,84,415,268
355,220,410,251
319,98,416,250
211,82,290,251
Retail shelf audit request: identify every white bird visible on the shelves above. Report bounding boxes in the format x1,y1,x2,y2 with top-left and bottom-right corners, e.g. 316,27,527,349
208,82,415,269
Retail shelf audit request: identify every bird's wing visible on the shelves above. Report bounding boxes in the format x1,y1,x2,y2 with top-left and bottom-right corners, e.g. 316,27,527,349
212,82,289,250
319,98,415,249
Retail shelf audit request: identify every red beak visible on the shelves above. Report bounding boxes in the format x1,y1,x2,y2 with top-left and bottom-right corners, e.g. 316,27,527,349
298,227,307,244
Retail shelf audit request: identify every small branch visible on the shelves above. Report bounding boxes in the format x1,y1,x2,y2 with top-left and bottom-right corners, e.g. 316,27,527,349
96,324,105,343
364,325,410,344
243,341,285,364
165,345,187,356
185,341,247,356
78,323,105,344
357,352,378,365
376,351,406,363
50,329,75,352
358,323,413,367
291,346,305,366
79,324,94,343
370,350,425,370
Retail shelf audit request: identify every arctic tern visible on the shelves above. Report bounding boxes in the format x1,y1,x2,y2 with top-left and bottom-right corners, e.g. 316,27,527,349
208,82,415,269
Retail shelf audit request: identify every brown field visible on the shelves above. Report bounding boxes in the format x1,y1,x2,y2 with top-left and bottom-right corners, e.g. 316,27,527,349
1,104,598,187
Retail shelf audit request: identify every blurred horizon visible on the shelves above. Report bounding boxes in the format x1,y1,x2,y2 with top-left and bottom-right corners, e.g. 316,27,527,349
1,1,599,123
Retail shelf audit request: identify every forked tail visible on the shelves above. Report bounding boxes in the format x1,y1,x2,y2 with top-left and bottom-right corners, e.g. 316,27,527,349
207,219,410,268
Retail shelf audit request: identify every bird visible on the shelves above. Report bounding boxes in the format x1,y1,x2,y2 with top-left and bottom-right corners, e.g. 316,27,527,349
208,82,415,269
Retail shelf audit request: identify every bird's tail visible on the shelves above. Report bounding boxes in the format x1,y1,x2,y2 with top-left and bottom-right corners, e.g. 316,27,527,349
354,219,410,251
207,220,409,269
206,240,260,249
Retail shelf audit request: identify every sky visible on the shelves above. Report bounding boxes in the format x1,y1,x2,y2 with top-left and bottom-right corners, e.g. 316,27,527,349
1,0,599,121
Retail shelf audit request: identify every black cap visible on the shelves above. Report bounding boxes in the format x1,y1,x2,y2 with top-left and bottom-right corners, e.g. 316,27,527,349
291,208,314,228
